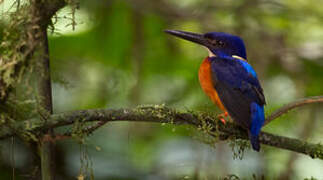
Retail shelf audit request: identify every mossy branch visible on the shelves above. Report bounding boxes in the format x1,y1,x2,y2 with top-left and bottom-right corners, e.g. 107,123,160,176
1,96,323,160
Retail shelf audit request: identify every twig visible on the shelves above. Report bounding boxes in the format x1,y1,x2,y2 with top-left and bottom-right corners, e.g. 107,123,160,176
264,96,323,125
63,121,109,137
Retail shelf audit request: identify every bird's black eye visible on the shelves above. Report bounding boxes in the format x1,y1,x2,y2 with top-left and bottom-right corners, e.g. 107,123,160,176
207,38,225,47
218,41,225,47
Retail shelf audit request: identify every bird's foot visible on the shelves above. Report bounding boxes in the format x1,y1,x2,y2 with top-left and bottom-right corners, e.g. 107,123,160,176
220,118,226,124
217,112,228,124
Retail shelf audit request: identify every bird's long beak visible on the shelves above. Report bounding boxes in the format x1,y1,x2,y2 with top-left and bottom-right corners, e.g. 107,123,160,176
164,30,206,46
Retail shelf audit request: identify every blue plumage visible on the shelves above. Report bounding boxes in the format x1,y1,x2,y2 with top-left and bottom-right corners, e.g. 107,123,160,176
210,56,264,103
250,102,265,136
210,55,265,151
238,59,257,78
204,32,247,59
201,32,266,151
250,102,265,151
165,30,266,151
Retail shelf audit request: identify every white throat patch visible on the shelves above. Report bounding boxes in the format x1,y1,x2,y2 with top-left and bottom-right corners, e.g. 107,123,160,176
205,48,247,61
207,48,216,57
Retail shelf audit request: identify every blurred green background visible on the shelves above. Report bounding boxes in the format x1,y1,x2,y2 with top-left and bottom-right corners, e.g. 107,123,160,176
1,0,323,179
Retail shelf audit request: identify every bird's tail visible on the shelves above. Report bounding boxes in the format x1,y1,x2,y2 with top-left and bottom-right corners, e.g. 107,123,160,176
249,132,260,151
249,102,265,152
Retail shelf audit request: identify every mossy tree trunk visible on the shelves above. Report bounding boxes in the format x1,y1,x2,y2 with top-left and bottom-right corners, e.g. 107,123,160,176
31,1,66,179
37,27,55,180
0,0,66,179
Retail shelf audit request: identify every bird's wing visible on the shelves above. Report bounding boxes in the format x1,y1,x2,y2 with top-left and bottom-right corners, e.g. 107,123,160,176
210,56,265,128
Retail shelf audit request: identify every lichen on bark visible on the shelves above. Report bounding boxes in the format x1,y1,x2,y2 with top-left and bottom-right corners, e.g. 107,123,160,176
0,3,36,101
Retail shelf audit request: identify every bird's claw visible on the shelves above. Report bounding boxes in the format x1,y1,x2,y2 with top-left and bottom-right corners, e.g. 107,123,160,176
220,118,226,124
217,112,229,124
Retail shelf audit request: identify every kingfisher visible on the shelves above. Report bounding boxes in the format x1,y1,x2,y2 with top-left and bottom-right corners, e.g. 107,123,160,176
165,30,266,151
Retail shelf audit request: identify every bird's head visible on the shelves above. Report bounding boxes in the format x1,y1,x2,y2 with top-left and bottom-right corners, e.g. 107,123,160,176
165,30,247,61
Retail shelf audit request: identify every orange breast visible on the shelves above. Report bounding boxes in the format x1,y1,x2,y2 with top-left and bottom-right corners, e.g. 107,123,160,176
198,57,226,111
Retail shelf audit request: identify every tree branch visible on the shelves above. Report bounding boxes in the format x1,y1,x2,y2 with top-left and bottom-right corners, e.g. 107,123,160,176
1,96,323,160
265,96,323,125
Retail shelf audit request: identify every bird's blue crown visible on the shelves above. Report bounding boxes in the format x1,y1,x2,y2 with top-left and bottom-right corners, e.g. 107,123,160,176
204,32,247,60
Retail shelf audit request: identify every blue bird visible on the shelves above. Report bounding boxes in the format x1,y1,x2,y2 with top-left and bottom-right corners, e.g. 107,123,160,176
165,30,266,151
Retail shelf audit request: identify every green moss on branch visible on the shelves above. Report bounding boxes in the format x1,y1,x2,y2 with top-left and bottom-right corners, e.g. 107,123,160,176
1,105,323,160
